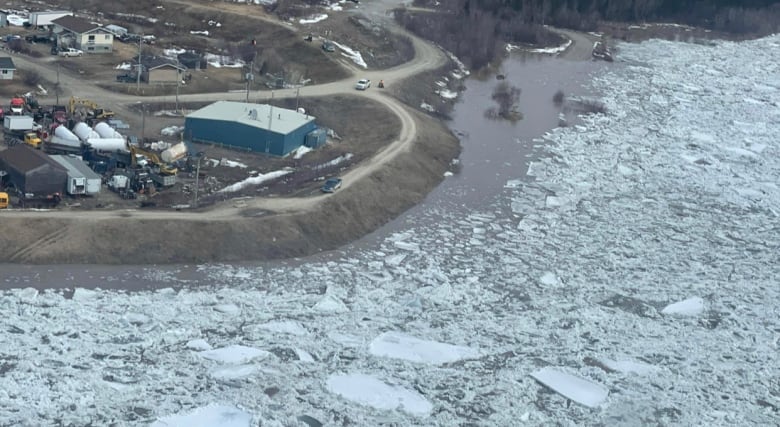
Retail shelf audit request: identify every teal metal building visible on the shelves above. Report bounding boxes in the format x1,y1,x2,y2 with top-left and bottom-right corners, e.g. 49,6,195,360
184,101,317,156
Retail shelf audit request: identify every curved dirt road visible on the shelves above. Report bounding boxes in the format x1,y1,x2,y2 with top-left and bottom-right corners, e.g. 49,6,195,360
1,12,447,221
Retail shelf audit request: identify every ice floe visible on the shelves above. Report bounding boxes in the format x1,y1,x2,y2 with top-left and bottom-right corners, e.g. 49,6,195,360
326,373,433,415
369,332,481,365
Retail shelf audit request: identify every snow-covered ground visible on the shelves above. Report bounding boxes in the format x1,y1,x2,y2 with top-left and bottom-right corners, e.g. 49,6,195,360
2,35,780,426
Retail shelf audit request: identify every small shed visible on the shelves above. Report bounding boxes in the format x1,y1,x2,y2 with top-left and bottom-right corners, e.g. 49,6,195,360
50,155,101,195
0,57,16,80
0,145,67,195
135,56,187,84
0,13,7,28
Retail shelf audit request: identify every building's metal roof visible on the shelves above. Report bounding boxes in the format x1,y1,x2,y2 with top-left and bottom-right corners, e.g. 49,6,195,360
0,144,66,174
50,155,101,180
0,57,15,70
51,15,100,34
134,55,186,71
186,101,316,135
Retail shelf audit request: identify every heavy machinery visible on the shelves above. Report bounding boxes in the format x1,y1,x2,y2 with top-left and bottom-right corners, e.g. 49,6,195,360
23,132,42,149
68,96,115,120
130,145,178,176
18,191,61,209
0,191,8,209
3,116,42,148
9,97,24,115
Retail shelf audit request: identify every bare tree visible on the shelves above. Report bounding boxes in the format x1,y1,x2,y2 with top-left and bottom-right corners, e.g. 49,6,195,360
492,82,521,118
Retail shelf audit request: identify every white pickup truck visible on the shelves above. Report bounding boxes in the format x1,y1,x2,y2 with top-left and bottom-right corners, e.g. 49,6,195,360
58,48,83,57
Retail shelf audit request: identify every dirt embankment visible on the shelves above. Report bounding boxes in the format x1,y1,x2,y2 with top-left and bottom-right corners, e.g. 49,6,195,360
0,110,459,264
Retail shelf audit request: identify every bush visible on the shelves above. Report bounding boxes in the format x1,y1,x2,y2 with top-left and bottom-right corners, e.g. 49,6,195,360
22,70,42,87
553,90,565,106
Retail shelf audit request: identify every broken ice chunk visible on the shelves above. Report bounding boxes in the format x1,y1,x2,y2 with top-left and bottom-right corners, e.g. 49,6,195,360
661,297,705,316
530,367,609,408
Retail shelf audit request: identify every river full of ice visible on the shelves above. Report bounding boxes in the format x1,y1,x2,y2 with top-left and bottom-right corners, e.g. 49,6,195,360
1,35,780,426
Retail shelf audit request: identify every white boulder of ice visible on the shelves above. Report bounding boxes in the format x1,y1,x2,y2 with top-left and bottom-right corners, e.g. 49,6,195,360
313,294,348,313
599,358,660,375
369,332,481,365
661,297,705,316
186,339,213,351
326,373,432,416
530,367,609,408
150,404,252,427
198,345,270,364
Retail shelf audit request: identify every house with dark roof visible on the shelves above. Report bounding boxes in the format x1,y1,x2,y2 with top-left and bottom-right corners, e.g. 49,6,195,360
0,57,15,80
0,145,67,195
51,15,114,53
134,55,187,84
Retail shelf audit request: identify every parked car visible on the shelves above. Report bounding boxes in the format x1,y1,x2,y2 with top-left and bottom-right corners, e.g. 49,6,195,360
59,48,83,57
25,34,52,43
321,41,336,52
116,73,136,83
321,178,343,193
355,79,371,90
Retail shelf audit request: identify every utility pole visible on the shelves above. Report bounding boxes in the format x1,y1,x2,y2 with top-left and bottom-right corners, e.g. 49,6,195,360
136,34,142,91
141,105,146,141
175,58,180,113
295,87,300,110
193,154,202,206
55,63,60,105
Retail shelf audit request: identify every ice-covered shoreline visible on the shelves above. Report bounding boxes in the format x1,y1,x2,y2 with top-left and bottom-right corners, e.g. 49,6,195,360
2,35,779,425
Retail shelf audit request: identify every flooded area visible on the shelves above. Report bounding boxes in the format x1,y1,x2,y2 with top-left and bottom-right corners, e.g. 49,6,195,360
0,52,605,287
342,52,606,253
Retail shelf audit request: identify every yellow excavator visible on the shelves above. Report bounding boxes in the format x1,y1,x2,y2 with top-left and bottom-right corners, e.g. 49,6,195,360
68,96,115,119
130,145,178,175
0,192,8,209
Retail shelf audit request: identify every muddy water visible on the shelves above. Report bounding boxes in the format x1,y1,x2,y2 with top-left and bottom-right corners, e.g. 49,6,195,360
336,53,606,254
0,53,604,289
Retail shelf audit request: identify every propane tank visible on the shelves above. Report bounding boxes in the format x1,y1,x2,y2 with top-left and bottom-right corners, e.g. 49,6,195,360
73,122,100,141
161,142,188,163
94,121,123,139
86,138,128,152
53,125,79,143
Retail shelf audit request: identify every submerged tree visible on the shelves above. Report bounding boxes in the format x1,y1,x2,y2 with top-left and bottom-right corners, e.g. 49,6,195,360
486,82,523,121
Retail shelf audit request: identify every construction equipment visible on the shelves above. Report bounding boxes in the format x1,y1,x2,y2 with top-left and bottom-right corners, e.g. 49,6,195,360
23,132,42,149
0,191,8,209
68,96,115,119
18,191,61,209
9,97,24,115
130,145,178,176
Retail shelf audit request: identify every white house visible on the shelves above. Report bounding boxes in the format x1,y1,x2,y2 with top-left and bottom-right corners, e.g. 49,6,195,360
51,15,113,53
0,57,16,80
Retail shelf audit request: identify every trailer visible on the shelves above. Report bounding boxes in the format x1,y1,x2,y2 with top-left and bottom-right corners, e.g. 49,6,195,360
151,172,176,187
4,115,33,131
18,191,61,209
50,155,101,195
29,11,72,28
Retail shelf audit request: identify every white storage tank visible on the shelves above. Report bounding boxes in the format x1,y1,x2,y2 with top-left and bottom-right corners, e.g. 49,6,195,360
94,121,123,139
161,142,188,163
50,126,82,148
86,138,127,152
73,122,100,141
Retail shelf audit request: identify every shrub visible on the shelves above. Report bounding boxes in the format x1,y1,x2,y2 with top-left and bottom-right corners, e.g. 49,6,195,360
553,90,565,106
22,70,42,87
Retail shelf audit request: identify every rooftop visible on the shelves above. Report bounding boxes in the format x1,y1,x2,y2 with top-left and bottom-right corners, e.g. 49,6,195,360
50,155,101,180
186,101,316,135
0,57,15,70
0,144,67,174
51,15,100,34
